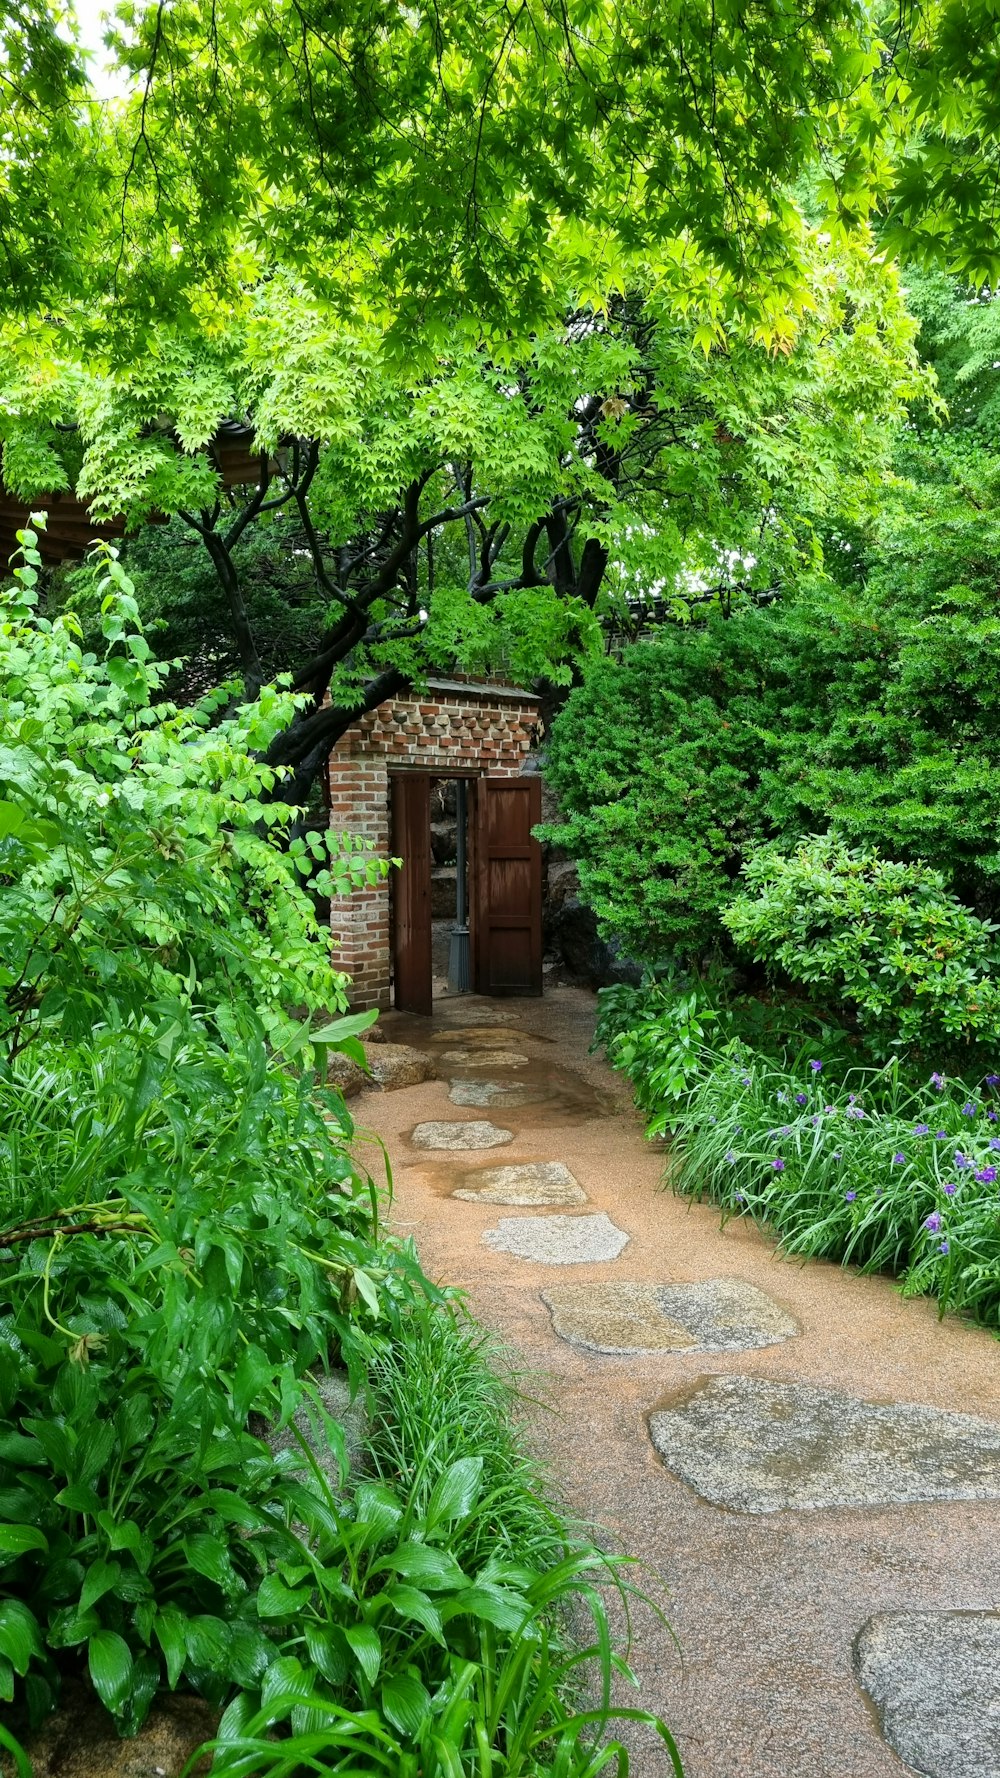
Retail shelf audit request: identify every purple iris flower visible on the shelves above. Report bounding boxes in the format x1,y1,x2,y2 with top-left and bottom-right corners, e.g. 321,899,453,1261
924,1212,942,1233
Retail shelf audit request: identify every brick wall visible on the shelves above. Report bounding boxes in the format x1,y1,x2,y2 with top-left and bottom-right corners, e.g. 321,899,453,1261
328,682,540,1008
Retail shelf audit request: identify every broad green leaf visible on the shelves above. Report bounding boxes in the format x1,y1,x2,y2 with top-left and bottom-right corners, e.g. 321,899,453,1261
425,1456,483,1530
88,1629,133,1713
344,1623,381,1687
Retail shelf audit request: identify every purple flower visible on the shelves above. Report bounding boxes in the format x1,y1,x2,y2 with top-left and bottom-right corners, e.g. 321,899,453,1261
930,1072,945,1090
725,1149,736,1164
975,1166,998,1184
939,1240,950,1255
771,1158,785,1172
962,1102,977,1117
955,1153,973,1170
924,1212,942,1233
845,1190,857,1201
943,1182,957,1196
810,1060,823,1073
914,1123,930,1136
795,1092,807,1105
892,1152,906,1165
987,1074,1000,1087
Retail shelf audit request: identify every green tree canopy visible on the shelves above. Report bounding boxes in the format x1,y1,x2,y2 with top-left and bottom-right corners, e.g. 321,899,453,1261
5,237,925,795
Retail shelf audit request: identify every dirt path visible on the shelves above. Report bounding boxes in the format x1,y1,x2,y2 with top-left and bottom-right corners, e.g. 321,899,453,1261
357,987,1000,1778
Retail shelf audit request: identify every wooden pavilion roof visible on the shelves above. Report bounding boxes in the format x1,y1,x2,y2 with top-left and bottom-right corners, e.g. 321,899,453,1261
0,422,269,567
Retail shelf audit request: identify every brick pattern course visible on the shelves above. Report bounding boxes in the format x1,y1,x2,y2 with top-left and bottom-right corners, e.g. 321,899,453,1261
328,686,540,1008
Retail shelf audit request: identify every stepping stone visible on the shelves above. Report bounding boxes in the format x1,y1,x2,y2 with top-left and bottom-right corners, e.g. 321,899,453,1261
648,1377,1000,1513
453,1161,587,1206
439,1048,529,1068
448,1079,546,1108
856,1611,1000,1778
482,1212,628,1264
542,1279,796,1355
411,1120,514,1151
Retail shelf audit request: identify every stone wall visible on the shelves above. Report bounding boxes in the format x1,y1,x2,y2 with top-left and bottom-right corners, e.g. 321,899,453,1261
328,680,540,1008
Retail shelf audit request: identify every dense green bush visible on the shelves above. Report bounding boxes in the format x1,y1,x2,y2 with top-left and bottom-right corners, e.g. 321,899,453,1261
544,522,1000,962
723,837,1000,1061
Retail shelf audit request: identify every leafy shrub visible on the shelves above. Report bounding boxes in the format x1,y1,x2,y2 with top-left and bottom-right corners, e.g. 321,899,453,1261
670,1047,1000,1326
544,535,1000,963
723,837,1000,1060
0,1031,404,1734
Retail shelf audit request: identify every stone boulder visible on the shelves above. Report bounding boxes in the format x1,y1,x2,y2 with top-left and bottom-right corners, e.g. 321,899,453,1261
546,897,643,988
327,1041,434,1096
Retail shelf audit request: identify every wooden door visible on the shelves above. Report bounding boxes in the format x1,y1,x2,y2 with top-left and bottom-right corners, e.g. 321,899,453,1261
472,776,543,996
391,773,432,1014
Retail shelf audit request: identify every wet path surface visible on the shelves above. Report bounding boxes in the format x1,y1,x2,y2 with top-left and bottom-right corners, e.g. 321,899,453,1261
358,988,1000,1778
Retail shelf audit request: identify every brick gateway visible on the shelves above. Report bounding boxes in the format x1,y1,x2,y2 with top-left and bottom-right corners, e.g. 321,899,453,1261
327,679,542,1009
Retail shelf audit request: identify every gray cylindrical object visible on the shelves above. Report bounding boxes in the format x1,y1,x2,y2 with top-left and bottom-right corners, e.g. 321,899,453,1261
448,779,471,993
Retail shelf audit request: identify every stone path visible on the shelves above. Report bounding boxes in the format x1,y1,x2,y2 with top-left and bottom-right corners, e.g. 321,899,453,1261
362,987,1000,1778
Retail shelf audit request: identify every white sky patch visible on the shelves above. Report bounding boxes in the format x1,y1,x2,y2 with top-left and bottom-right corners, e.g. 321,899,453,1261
68,0,136,101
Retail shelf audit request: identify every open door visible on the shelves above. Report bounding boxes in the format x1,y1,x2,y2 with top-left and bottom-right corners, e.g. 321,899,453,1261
472,777,543,996
391,773,432,1014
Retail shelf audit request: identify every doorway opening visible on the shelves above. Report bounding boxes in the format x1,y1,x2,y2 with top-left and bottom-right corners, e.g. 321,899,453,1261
390,771,542,1015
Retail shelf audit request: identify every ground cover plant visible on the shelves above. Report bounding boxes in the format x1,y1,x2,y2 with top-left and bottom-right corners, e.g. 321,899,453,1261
597,984,1000,1328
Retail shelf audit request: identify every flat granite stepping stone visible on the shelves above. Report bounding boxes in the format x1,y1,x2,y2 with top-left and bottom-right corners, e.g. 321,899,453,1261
648,1376,1000,1513
438,1049,529,1068
411,1120,514,1151
453,1161,587,1206
448,1079,546,1109
855,1611,1000,1778
542,1279,797,1355
482,1212,628,1264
